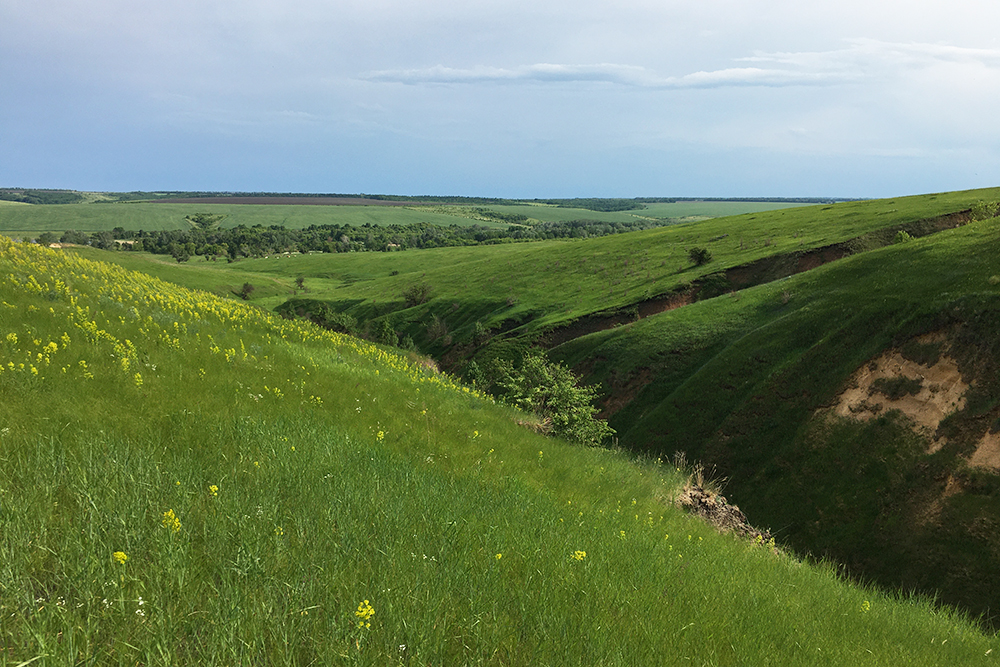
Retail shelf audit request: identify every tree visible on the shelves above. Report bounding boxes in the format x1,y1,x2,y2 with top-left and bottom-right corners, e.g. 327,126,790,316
239,283,255,300
490,353,615,446
36,232,58,246
689,247,712,266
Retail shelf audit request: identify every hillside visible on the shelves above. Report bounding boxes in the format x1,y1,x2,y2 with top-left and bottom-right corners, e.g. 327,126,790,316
548,210,1000,622
2,236,998,664
50,186,1000,626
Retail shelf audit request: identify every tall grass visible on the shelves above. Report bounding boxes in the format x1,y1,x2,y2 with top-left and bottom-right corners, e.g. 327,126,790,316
1,237,997,664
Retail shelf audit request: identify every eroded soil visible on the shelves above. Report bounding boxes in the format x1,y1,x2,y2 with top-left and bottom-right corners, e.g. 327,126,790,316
832,334,968,452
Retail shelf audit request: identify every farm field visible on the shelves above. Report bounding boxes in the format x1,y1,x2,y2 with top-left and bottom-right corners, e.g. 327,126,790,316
2,234,998,664
485,199,811,223
0,202,494,235
0,197,816,237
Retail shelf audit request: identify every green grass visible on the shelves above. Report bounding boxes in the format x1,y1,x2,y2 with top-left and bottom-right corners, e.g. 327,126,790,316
66,187,1000,351
0,202,505,235
479,200,811,223
0,200,813,237
21,186,1000,629
545,212,1000,622
2,237,999,664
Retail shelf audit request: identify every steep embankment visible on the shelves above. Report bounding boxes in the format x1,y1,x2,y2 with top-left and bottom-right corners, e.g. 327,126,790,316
550,215,1000,623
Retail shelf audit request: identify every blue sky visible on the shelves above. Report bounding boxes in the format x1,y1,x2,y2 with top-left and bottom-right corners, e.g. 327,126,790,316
2,0,999,198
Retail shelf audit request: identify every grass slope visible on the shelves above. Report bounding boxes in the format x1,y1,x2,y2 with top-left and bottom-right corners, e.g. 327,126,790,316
67,187,1000,355
2,238,997,664
548,212,1000,623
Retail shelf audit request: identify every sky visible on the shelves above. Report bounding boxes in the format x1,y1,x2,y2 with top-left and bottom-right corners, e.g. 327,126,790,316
2,0,1000,198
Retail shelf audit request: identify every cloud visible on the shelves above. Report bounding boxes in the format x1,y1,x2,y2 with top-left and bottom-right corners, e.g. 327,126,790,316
362,62,854,88
362,39,1000,89
741,39,1000,71
363,63,658,86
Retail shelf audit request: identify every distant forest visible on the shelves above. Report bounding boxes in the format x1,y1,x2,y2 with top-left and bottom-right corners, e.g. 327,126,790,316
41,218,679,261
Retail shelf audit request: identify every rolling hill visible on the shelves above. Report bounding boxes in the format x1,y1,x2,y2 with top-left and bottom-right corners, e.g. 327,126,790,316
3,223,999,663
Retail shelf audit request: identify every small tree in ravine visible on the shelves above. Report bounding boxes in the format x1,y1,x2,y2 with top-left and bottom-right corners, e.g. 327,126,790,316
489,353,615,446
239,283,255,300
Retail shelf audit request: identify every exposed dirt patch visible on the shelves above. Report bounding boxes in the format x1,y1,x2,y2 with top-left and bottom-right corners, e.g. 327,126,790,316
832,334,968,451
545,288,695,347
675,484,771,541
792,244,851,273
916,474,964,527
969,431,1000,470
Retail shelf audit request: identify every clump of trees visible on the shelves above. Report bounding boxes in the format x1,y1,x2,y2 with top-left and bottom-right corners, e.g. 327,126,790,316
469,353,614,446
402,283,432,307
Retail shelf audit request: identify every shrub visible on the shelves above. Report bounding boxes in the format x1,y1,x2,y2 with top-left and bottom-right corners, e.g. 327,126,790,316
689,247,712,266
489,353,615,446
239,283,255,300
313,306,357,335
402,283,432,307
970,200,999,221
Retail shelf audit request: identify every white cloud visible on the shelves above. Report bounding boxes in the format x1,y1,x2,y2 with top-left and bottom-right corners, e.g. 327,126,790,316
362,39,1000,90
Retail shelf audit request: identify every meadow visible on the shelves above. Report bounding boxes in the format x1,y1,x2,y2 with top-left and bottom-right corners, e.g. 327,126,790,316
0,198,813,237
0,202,488,235
3,235,999,665
67,187,1000,345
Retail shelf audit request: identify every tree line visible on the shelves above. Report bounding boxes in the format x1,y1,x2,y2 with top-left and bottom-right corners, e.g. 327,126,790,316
39,218,678,261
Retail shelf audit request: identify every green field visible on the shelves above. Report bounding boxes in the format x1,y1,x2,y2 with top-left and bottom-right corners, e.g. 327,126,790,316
72,188,998,336
0,199,816,237
477,200,811,223
3,234,999,664
0,202,500,235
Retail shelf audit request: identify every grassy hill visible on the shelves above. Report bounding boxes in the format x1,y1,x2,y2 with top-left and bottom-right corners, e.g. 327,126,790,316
548,211,1000,618
3,236,999,664
49,186,1000,627
73,188,996,352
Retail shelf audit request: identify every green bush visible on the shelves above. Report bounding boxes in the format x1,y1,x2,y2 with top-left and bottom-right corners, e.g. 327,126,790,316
490,353,615,446
688,247,712,266
402,283,433,307
970,200,999,221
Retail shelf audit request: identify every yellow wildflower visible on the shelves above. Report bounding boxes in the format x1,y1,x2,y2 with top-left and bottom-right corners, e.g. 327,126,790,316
113,551,128,565
162,509,181,533
355,599,375,629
